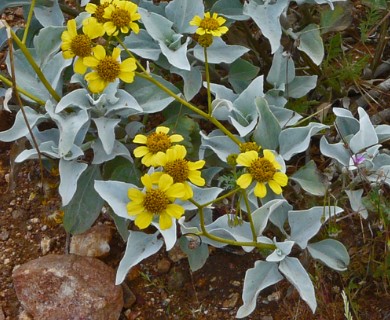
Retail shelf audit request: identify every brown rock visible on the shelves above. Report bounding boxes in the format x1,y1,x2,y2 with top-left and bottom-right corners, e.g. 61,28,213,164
156,258,171,274
70,224,113,257
12,254,123,320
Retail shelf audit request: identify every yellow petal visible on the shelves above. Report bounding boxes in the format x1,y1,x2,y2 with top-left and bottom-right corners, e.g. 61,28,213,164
85,3,97,14
67,19,77,38
135,212,153,229
127,188,144,201
85,71,100,81
158,212,173,230
133,134,147,144
119,71,135,83
126,202,144,215
88,78,106,93
189,15,202,26
133,146,149,157
83,56,99,67
169,134,184,143
62,50,74,59
130,22,140,34
153,151,167,166
236,151,258,167
165,183,185,199
204,12,211,19
236,173,252,189
158,174,174,192
93,45,106,60
273,172,288,187
188,160,205,170
166,203,184,219
121,58,137,72
196,28,206,35
268,180,282,195
111,47,121,60
254,182,267,198
188,171,205,186
103,22,117,36
156,126,170,134
216,17,226,25
74,58,88,74
141,174,153,190
180,182,193,200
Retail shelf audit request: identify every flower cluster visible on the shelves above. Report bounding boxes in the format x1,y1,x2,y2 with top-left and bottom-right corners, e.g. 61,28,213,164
60,0,141,93
127,126,206,230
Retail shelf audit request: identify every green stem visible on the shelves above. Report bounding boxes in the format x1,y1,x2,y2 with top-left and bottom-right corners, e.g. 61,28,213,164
22,0,36,44
10,29,61,102
196,207,275,250
0,73,45,105
116,36,147,73
135,72,241,145
204,47,212,115
242,190,257,242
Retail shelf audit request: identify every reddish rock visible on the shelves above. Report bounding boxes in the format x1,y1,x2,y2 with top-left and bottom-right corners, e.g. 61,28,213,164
70,224,113,258
12,254,123,320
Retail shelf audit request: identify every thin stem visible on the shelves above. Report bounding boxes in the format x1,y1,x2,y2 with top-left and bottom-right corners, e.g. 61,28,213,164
8,30,46,197
204,47,212,115
10,29,61,102
197,207,275,250
135,72,241,145
0,73,45,105
242,190,257,242
22,0,36,44
116,36,147,73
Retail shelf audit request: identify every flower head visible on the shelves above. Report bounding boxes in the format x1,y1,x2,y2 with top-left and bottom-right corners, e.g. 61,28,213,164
240,141,261,153
83,45,136,93
190,12,228,37
85,0,112,24
154,145,205,199
133,126,184,167
127,173,186,230
236,150,288,198
61,19,103,74
103,0,141,36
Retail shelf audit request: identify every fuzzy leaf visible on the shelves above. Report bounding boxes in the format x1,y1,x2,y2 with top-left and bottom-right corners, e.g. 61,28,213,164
307,239,350,271
279,257,317,313
236,261,283,318
63,165,104,233
279,123,328,161
193,37,249,64
59,159,88,206
165,0,204,34
243,0,289,53
290,160,327,196
116,231,163,284
289,206,344,249
296,24,324,65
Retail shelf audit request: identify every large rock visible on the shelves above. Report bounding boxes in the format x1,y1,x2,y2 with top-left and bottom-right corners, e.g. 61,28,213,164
12,254,123,320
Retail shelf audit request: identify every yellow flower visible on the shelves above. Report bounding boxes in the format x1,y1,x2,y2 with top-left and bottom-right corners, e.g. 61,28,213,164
154,145,205,200
83,45,137,93
127,173,186,230
61,19,103,74
236,150,288,198
133,126,184,167
85,0,112,23
190,12,229,37
103,0,141,36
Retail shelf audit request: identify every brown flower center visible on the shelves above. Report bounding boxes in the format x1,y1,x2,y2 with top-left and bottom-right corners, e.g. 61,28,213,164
71,34,92,57
240,142,260,153
95,3,110,23
96,56,120,82
197,33,213,48
146,132,172,154
111,8,131,28
200,17,220,31
164,159,189,183
144,189,169,214
248,158,276,182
